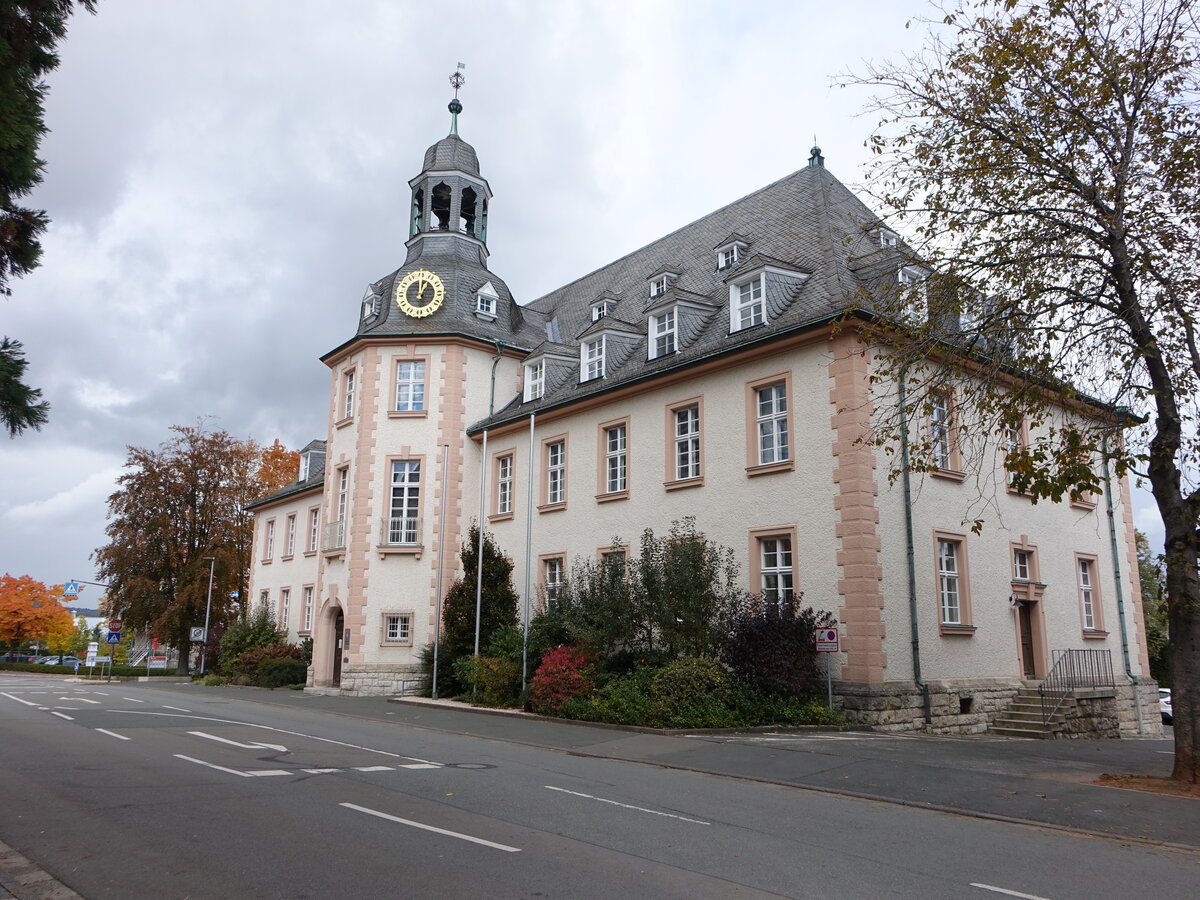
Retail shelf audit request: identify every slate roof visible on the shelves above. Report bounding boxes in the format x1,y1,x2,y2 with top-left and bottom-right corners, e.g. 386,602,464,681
472,160,905,431
422,134,480,176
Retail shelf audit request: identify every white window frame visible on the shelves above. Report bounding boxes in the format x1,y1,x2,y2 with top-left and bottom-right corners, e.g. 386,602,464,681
279,588,290,631
342,369,356,420
544,557,564,605
756,383,789,465
524,360,545,401
496,454,513,515
388,460,421,545
759,536,793,605
650,275,669,298
264,519,275,561
674,405,700,481
732,275,765,331
299,453,311,482
1013,549,1030,582
650,309,676,359
384,613,412,643
475,285,497,317
591,300,611,321
604,423,627,494
285,514,296,557
303,586,314,632
878,229,898,249
395,360,426,412
259,589,269,610
718,245,740,270
582,337,605,381
307,508,319,553
938,538,962,625
930,393,952,470
546,440,565,505
1078,557,1096,630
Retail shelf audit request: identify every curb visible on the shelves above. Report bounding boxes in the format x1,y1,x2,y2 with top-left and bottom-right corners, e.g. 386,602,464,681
0,840,83,900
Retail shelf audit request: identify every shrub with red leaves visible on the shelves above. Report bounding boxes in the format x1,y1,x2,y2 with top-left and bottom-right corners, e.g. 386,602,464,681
529,645,596,713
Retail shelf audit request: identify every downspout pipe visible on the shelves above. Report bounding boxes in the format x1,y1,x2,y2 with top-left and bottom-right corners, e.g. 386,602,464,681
488,340,507,416
1101,435,1143,733
898,369,932,725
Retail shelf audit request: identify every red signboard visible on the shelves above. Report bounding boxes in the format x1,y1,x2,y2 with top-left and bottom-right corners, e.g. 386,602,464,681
814,627,839,652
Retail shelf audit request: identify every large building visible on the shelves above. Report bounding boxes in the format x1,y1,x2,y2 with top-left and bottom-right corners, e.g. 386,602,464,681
246,93,1159,734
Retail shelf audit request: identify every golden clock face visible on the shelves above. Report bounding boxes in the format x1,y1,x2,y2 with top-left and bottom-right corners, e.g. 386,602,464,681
394,269,445,318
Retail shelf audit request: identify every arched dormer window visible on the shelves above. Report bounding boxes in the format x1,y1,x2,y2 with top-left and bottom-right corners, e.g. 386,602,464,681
432,183,452,231
460,186,478,235
410,188,424,236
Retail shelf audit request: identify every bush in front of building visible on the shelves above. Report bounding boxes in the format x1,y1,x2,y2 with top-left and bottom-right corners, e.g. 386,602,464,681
256,656,309,688
228,642,305,686
528,645,596,714
217,605,285,676
719,593,836,699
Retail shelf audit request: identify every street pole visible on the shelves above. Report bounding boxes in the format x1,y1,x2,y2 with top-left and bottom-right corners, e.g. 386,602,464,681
200,557,215,675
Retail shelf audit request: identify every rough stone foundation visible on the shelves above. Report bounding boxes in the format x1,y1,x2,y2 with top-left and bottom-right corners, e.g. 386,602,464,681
836,679,1023,735
305,664,423,696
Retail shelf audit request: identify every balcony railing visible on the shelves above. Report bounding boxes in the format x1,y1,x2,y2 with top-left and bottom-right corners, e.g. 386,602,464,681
322,520,346,551
381,516,421,546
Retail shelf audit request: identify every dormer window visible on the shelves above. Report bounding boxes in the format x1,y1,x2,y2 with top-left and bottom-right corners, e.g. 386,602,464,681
650,276,669,298
524,360,545,401
299,453,311,482
475,282,499,320
731,275,765,331
650,310,677,359
898,266,924,287
718,245,740,270
582,337,605,381
361,285,380,320
591,299,612,321
878,229,899,249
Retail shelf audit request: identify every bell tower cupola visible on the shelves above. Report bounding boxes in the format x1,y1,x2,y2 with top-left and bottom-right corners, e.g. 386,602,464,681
407,65,491,262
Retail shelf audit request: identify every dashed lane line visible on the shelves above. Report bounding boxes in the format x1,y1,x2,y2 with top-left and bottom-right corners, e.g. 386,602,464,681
122,697,145,703
0,692,38,707
161,705,191,712
545,785,711,825
340,802,521,853
51,711,74,721
971,884,1053,900
173,755,444,779
95,728,131,741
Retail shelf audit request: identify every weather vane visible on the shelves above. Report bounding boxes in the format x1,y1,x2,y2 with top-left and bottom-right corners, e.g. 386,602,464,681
450,62,465,97
448,63,466,135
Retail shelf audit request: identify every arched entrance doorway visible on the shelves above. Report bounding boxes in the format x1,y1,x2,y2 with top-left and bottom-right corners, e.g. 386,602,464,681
332,609,345,688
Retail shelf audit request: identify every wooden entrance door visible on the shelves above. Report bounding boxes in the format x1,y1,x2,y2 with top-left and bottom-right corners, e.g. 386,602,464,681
1017,602,1036,678
332,610,344,687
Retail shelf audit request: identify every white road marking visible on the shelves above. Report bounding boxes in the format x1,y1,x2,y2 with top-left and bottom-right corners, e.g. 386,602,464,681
247,769,292,777
122,697,145,703
95,728,130,741
53,706,79,711
302,768,342,774
545,786,710,825
174,754,252,778
400,763,442,769
971,884,1054,900
111,710,436,763
0,692,38,707
340,803,521,853
188,731,288,753
91,691,109,696
51,712,74,721
61,697,100,704
161,705,191,712
354,766,394,772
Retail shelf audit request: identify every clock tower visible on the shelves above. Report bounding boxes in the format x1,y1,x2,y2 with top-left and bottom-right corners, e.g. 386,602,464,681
308,75,545,693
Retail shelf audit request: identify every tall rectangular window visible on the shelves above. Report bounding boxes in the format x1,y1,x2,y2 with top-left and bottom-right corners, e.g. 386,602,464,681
604,424,627,494
930,393,952,470
937,538,962,625
307,508,319,553
1013,548,1030,581
524,360,545,401
735,277,764,330
1078,557,1096,630
759,536,793,605
395,360,426,412
280,589,290,630
264,520,275,561
651,310,676,358
544,557,564,606
496,454,513,515
342,369,356,420
337,468,349,525
674,405,700,481
389,460,420,544
303,586,314,632
756,383,788,464
259,589,269,610
582,338,605,381
546,440,565,505
285,514,296,557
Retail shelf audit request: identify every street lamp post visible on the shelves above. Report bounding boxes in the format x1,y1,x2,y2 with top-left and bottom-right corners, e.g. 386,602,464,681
200,557,215,675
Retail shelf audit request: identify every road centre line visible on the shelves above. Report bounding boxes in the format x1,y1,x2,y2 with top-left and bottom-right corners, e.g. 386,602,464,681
110,709,437,763
0,692,39,707
340,803,521,853
51,712,74,721
95,728,130,741
544,786,711,825
122,697,145,703
355,766,393,772
161,705,191,712
247,770,293,777
61,697,100,704
971,884,1053,900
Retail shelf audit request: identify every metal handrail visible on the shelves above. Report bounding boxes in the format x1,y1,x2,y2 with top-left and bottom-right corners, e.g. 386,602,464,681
1038,648,1115,726
322,520,346,551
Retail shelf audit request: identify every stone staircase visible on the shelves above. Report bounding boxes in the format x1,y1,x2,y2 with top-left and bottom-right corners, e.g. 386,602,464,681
990,686,1067,738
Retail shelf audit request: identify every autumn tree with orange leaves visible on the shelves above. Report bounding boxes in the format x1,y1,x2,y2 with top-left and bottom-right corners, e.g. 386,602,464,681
0,574,73,651
93,423,298,674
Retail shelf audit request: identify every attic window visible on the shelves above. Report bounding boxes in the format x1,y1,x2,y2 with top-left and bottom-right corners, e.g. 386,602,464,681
582,337,605,381
730,275,765,331
299,453,311,482
650,310,676,359
591,300,612,321
878,229,899,249
650,275,670,298
361,285,380,320
524,360,545,401
717,246,740,270
475,282,499,319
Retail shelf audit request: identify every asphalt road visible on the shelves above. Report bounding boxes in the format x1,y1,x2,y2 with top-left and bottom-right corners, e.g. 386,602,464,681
1,673,1196,899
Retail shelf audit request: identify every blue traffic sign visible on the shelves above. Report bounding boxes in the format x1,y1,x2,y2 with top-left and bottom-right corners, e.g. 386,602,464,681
64,581,80,597
106,631,121,644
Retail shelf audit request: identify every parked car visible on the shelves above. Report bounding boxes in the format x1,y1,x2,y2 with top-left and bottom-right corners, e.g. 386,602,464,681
40,656,83,667
1159,688,1173,725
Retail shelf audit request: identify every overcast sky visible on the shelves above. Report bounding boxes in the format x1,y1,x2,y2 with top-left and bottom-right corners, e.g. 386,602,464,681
0,0,1166,591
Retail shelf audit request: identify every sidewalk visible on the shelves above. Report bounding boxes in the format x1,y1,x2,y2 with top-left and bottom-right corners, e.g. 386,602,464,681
175,684,1200,850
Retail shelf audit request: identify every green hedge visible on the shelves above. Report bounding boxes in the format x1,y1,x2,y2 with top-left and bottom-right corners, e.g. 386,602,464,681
0,662,180,676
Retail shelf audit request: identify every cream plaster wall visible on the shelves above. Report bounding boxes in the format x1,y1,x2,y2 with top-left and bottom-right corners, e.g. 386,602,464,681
245,488,322,644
